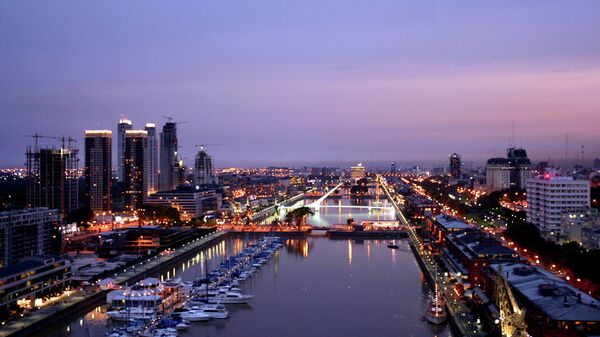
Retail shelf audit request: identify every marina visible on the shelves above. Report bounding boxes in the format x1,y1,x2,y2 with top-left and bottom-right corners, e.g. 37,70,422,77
57,193,452,337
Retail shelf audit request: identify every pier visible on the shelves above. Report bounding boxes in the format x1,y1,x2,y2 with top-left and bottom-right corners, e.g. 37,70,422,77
1,230,229,337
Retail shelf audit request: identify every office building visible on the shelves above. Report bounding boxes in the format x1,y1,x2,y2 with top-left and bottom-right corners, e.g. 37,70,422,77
560,208,599,243
390,162,396,173
0,208,59,268
159,122,179,191
485,147,532,191
449,153,462,178
350,162,366,180
84,130,112,213
145,123,159,194
526,174,590,240
194,146,217,185
117,118,133,182
146,186,222,220
25,145,79,215
123,130,148,211
0,257,71,315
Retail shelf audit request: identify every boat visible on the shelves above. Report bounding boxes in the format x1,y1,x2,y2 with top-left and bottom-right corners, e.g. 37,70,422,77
208,292,253,304
387,241,399,249
189,303,229,319
107,307,156,321
172,308,210,322
425,283,447,324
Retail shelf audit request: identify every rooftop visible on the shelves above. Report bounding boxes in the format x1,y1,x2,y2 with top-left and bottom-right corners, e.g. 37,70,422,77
434,214,473,231
491,263,600,322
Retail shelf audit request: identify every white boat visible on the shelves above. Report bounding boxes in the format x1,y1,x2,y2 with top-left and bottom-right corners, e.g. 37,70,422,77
189,304,229,319
175,322,189,330
208,292,253,304
107,307,156,321
425,283,447,324
172,308,210,322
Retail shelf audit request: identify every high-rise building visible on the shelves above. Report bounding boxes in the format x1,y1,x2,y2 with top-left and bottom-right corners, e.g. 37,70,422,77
449,153,462,178
159,122,178,191
485,147,531,191
84,130,112,213
390,162,396,173
117,118,133,182
526,174,590,240
350,162,366,180
26,145,79,216
145,123,159,194
124,130,148,211
194,146,217,185
0,208,59,267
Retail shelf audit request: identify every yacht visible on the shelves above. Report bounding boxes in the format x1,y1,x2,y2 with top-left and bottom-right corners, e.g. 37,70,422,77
387,241,399,249
107,307,157,321
208,292,253,304
172,308,210,322
189,303,229,319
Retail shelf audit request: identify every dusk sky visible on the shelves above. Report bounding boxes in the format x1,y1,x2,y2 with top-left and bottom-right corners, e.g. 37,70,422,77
1,1,600,167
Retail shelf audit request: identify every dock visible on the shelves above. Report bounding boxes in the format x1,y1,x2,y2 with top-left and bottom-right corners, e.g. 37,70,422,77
1,230,229,337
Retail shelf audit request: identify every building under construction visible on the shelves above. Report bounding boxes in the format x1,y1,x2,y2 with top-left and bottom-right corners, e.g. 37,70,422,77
26,137,79,216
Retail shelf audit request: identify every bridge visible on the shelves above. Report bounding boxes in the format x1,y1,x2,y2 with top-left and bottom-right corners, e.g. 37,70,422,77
306,182,344,212
281,204,394,211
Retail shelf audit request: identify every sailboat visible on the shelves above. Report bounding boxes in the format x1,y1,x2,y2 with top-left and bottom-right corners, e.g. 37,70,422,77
425,282,447,324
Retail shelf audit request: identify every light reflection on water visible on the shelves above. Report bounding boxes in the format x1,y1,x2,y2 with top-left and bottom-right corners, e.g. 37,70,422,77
62,200,451,337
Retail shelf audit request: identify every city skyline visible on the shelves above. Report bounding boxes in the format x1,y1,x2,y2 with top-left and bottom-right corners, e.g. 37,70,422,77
1,1,600,166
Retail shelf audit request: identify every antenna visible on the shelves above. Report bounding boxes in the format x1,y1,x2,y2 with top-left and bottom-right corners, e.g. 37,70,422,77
512,120,516,147
565,133,569,163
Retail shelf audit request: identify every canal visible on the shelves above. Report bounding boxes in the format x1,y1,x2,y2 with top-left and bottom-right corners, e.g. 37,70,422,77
65,195,451,337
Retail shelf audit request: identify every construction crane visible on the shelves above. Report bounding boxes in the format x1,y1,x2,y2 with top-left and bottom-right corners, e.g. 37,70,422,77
25,133,77,149
495,265,528,337
162,115,187,124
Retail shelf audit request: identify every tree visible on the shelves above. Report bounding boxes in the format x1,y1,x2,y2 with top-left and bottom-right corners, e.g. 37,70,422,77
64,207,94,230
139,204,180,225
285,206,314,228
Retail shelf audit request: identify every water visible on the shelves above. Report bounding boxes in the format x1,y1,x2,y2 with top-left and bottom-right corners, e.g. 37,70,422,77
64,196,451,337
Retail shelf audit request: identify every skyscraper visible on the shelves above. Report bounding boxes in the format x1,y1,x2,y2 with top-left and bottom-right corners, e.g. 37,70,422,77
449,153,462,178
26,144,79,216
145,123,158,194
159,122,178,191
117,118,132,182
84,130,112,213
390,162,396,173
124,130,147,211
194,146,217,185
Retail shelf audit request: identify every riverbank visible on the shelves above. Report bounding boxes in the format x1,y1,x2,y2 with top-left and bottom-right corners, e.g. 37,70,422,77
1,230,229,337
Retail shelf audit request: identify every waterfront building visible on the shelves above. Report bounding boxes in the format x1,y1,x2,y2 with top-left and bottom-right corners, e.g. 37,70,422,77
426,214,475,246
0,208,59,267
84,130,112,213
449,153,462,178
145,123,159,195
146,186,222,220
485,147,532,191
444,230,521,287
350,162,366,180
485,263,600,337
25,146,79,215
117,118,133,182
526,174,590,240
194,146,218,185
123,130,148,211
560,208,599,244
406,194,441,219
159,121,179,191
0,257,71,316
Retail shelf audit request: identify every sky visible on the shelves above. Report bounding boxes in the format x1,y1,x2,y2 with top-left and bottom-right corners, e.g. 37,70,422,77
1,1,600,168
